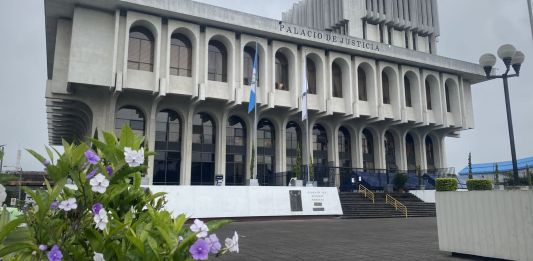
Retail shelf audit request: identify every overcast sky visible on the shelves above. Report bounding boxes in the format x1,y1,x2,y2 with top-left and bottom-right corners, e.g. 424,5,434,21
0,0,532,173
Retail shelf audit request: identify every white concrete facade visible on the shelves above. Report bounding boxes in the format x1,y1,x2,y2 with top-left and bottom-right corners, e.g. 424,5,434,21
44,0,485,186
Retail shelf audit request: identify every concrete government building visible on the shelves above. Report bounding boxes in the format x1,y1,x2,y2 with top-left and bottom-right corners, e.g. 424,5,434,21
44,0,485,187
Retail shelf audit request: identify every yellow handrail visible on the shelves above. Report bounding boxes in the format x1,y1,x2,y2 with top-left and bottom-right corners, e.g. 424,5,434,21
358,184,375,203
385,194,408,218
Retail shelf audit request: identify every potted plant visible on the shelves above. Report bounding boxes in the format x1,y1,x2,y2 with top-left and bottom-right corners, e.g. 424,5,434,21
393,173,408,193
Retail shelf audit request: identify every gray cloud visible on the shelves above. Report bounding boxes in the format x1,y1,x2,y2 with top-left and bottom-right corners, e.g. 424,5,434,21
0,0,531,173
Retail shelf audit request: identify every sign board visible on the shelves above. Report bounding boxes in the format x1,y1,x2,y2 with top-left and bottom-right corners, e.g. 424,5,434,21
146,186,343,218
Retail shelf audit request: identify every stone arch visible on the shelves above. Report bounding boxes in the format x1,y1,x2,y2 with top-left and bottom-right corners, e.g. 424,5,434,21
207,34,234,83
274,46,297,92
381,66,399,110
357,62,376,103
331,57,351,99
305,52,325,96
403,70,420,110
444,78,461,115
242,40,267,88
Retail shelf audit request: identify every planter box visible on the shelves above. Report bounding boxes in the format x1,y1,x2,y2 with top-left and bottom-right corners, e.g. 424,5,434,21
436,191,533,260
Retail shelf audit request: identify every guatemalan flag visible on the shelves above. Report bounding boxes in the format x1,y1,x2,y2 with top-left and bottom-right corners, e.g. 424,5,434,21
301,57,308,121
247,45,258,113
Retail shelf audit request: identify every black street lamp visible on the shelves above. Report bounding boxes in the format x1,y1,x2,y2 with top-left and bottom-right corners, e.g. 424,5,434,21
479,44,525,184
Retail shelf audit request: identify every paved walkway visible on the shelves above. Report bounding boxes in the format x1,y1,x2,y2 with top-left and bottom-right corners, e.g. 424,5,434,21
215,217,469,261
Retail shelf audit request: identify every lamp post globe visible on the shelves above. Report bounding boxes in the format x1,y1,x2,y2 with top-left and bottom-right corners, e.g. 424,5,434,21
497,44,517,66
511,51,525,74
479,53,497,77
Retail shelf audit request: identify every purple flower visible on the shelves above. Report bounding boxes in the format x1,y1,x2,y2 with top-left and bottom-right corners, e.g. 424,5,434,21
84,150,100,165
92,203,103,216
39,244,47,251
50,200,59,209
205,234,221,254
42,159,50,167
189,239,209,260
86,170,97,180
47,245,62,261
105,166,113,177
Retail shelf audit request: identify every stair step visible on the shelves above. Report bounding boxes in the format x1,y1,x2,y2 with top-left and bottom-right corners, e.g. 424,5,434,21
339,192,436,219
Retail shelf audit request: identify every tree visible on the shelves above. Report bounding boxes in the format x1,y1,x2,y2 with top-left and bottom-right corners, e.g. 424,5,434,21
250,142,255,180
468,152,473,180
292,144,302,179
494,164,499,185
527,164,532,186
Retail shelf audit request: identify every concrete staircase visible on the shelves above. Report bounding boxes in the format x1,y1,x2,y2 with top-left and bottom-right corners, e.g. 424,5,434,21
339,192,436,219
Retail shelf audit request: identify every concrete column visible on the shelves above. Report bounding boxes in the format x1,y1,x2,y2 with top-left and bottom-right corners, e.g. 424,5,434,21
217,110,229,184
146,97,160,184
181,108,195,185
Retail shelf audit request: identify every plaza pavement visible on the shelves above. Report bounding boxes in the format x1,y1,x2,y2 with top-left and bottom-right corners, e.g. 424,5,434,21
215,217,472,261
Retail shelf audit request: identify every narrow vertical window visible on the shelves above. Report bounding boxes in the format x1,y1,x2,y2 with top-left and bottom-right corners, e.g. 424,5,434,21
307,58,317,94
425,79,432,110
382,71,390,104
332,62,343,98
358,67,367,101
404,76,412,107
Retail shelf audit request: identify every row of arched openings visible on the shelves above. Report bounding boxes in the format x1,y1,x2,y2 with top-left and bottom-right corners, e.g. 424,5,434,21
115,106,437,185
128,26,455,112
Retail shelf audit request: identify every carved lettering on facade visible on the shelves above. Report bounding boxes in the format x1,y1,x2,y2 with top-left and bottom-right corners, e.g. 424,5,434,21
278,22,380,52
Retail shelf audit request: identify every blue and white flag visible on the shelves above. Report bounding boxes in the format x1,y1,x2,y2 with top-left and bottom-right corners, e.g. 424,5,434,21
247,44,258,113
301,57,308,121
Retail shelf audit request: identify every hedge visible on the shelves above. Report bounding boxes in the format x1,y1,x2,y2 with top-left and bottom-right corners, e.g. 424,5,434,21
466,179,493,191
435,178,457,191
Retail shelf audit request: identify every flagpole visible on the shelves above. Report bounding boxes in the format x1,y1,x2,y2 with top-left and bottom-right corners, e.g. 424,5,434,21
303,49,310,184
254,40,258,181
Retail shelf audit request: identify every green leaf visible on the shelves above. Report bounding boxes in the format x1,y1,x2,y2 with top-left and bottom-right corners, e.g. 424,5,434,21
126,228,145,254
0,217,25,242
0,242,34,257
45,146,54,163
26,149,46,165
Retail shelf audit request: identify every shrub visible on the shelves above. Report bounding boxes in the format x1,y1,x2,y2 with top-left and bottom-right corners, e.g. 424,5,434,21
435,178,457,191
393,173,408,191
466,179,493,191
0,125,239,260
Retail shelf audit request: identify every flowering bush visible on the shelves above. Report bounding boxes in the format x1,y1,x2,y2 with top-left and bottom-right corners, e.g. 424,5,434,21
0,125,238,260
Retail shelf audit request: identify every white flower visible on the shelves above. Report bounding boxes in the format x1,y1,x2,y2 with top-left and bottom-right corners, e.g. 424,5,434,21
190,219,209,238
93,252,105,261
90,174,109,194
124,147,145,167
93,209,108,231
224,231,239,253
58,198,77,211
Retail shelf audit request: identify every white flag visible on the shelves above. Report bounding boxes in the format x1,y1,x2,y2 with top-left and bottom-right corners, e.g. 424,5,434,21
301,57,308,121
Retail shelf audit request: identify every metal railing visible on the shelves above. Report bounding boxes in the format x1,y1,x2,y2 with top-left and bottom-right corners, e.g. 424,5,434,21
358,184,375,203
385,194,408,218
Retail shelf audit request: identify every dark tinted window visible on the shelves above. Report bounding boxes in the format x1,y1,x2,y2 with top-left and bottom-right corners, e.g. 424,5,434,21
275,52,289,91
208,40,227,82
170,33,192,77
128,27,154,72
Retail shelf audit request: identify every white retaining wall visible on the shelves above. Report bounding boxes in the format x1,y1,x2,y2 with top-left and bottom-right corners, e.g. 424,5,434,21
436,191,533,260
147,186,343,218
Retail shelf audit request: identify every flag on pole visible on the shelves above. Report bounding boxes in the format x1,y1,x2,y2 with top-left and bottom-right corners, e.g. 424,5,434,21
247,43,258,113
301,55,308,121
